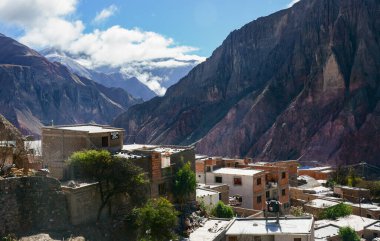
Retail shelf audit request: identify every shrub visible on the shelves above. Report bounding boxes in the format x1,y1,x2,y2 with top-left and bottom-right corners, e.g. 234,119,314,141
319,203,352,220
211,201,234,218
338,226,360,241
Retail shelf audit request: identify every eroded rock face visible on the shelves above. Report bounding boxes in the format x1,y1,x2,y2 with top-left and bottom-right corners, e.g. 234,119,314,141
0,35,140,136
114,0,380,165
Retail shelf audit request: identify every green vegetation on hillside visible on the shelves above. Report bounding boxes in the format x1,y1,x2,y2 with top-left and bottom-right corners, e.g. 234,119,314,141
319,203,352,220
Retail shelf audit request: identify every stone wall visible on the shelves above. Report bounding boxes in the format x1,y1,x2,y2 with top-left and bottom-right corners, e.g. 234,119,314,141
0,176,69,236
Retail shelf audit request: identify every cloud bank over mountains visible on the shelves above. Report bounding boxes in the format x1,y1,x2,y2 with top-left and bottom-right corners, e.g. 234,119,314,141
0,0,205,95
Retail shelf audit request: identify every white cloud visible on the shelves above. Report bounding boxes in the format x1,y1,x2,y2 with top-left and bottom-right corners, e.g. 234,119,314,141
0,0,205,95
93,5,118,23
287,0,300,8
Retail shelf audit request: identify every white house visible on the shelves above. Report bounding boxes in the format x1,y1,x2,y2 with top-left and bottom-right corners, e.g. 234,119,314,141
225,217,315,241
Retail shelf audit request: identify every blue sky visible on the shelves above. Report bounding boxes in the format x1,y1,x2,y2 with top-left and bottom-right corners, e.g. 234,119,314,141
76,0,294,57
0,0,298,94
0,0,296,58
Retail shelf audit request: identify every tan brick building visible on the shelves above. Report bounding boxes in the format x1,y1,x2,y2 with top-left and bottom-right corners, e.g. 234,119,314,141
42,124,125,179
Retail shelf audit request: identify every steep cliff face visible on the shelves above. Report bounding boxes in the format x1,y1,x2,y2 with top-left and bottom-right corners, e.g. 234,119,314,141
114,0,380,165
0,35,140,136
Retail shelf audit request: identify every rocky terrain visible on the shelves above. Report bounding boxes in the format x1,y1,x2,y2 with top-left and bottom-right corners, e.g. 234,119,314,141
114,0,380,165
0,34,140,136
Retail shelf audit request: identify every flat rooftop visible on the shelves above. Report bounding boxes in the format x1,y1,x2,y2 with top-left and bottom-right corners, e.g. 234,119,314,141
305,199,338,209
189,219,232,241
365,221,380,231
212,168,263,176
226,217,314,236
314,224,340,240
298,166,332,171
44,124,124,133
197,188,220,197
315,215,377,232
122,144,190,154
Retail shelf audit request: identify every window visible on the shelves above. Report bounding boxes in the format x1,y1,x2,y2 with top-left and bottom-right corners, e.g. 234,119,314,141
158,183,167,195
234,177,242,185
206,166,211,172
367,214,372,218
282,189,286,196
257,178,261,185
101,136,108,147
215,176,222,183
254,237,261,241
257,195,262,204
294,238,301,241
266,191,270,198
282,172,286,179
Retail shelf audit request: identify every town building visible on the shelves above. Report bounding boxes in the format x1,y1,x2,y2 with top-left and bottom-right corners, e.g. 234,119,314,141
196,187,220,209
363,221,380,240
116,144,196,201
205,168,267,210
314,224,340,241
298,166,335,181
198,183,230,204
225,217,315,241
314,215,377,238
333,185,371,203
189,218,233,241
61,181,101,225
303,199,339,218
42,124,125,179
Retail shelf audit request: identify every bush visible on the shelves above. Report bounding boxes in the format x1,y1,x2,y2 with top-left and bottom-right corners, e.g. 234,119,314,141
135,198,179,241
319,203,352,220
338,226,360,241
211,201,234,218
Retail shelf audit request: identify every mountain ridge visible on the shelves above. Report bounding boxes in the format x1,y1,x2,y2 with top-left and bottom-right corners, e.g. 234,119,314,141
114,0,380,165
0,34,140,136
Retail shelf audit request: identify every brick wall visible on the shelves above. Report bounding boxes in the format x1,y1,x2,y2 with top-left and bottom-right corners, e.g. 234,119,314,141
0,176,69,236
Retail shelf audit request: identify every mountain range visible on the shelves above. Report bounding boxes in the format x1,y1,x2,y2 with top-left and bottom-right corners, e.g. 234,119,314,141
41,48,199,100
0,34,140,136
114,0,380,165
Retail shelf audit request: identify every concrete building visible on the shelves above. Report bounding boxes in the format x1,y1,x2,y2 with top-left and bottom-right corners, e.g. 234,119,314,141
363,221,380,240
225,217,315,241
314,215,377,237
314,224,340,241
197,187,220,209
189,218,233,241
333,185,371,203
116,144,195,201
61,181,101,225
346,202,380,219
42,124,125,179
303,199,339,218
206,168,266,210
198,183,230,204
298,166,335,181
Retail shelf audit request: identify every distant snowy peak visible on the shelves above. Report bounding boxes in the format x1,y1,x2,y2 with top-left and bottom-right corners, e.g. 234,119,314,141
43,50,93,79
40,48,201,97
41,48,157,101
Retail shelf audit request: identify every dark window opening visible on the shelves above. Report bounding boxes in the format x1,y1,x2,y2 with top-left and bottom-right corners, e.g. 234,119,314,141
234,177,242,185
206,166,211,172
282,189,286,196
158,183,167,195
101,136,109,147
215,176,222,183
257,178,262,185
282,172,286,179
294,238,301,241
266,191,270,198
257,196,262,204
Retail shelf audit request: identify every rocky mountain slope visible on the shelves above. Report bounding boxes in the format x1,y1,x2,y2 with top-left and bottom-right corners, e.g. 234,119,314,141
114,0,380,165
41,49,156,101
0,34,140,136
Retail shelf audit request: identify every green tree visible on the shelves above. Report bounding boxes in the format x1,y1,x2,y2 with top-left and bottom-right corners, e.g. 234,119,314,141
67,150,148,220
211,201,234,218
135,198,179,241
319,203,352,220
338,226,360,241
290,206,304,217
173,162,196,205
